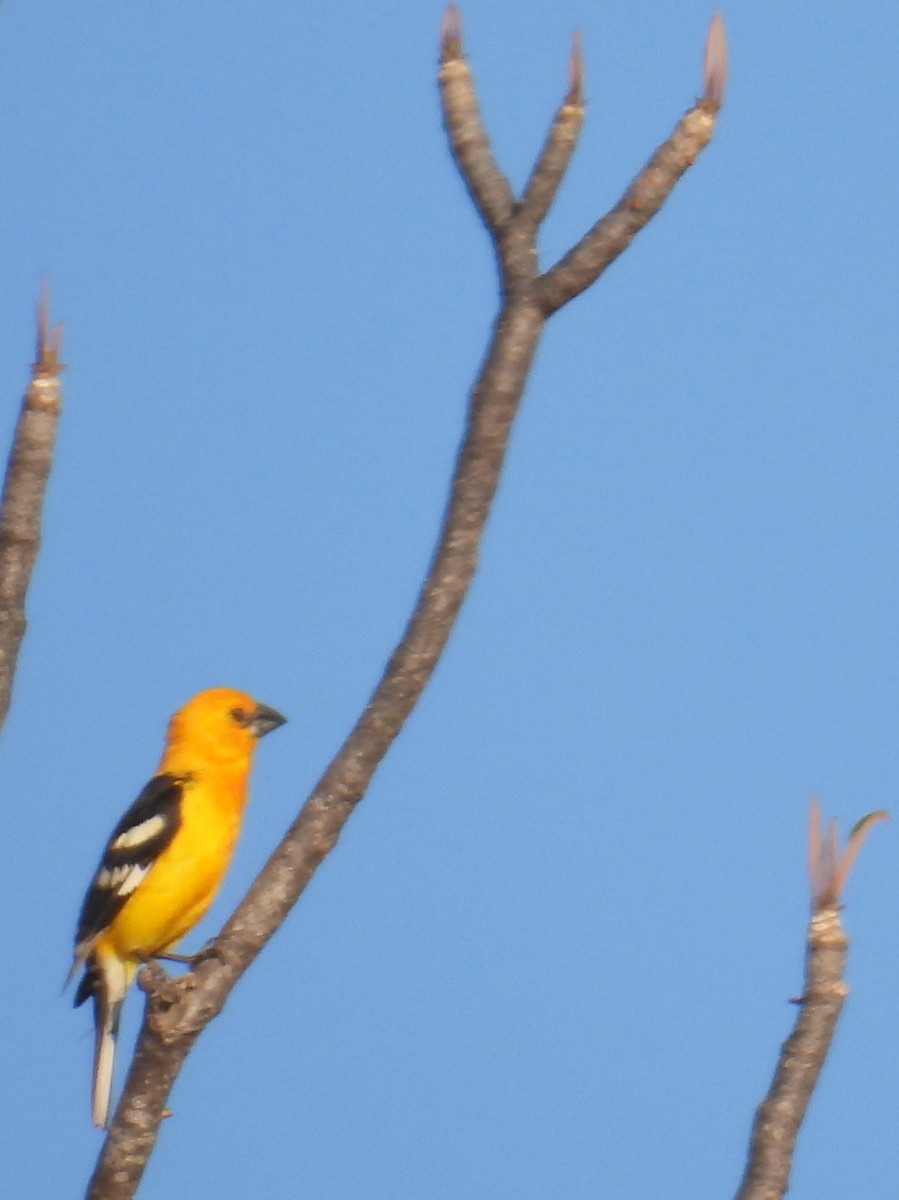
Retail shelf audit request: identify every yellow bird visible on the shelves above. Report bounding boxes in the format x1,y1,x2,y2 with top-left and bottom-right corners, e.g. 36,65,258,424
69,687,286,1128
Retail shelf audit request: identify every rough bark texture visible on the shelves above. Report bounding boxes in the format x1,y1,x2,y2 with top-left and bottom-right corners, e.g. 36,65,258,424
733,803,885,1200
734,906,849,1200
0,298,64,733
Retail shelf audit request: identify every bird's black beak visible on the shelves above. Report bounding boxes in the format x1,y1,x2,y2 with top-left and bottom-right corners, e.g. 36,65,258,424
249,703,287,739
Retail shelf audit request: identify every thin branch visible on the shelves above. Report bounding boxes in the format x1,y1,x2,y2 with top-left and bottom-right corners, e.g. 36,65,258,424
439,4,515,234
537,13,727,315
0,290,64,733
735,801,887,1200
86,296,548,1200
735,905,849,1200
517,33,586,231
85,11,722,1197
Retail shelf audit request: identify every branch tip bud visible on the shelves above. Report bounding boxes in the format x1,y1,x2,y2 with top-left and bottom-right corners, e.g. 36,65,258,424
34,281,64,376
566,31,585,105
808,797,889,910
703,12,728,109
440,4,464,64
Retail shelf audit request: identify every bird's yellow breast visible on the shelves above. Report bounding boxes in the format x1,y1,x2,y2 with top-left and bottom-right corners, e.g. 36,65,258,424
103,768,249,961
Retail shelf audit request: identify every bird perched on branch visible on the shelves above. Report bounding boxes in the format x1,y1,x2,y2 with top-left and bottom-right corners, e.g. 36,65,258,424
68,687,286,1128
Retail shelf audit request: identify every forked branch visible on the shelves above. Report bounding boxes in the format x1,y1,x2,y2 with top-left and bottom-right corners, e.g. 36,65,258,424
85,11,725,1198
537,12,726,313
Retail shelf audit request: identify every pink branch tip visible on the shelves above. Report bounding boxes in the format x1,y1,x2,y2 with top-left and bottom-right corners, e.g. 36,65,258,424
566,31,585,105
808,796,889,910
703,12,728,108
441,4,464,64
34,283,64,376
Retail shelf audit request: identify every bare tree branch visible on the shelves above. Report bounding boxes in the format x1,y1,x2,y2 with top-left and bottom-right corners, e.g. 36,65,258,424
0,290,64,734
85,11,722,1197
734,801,887,1200
517,34,585,232
537,15,726,316
439,4,515,233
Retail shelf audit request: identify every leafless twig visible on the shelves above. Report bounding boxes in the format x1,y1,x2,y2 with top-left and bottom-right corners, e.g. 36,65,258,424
734,801,888,1200
0,290,64,734
85,11,724,1197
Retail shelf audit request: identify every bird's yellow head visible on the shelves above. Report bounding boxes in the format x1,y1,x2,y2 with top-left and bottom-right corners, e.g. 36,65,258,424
161,687,287,772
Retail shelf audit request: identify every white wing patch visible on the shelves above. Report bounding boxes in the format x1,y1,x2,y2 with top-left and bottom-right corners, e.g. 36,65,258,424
110,814,167,851
96,863,150,897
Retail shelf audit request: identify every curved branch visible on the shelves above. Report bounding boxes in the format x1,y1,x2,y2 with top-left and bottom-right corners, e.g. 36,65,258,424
439,4,515,235
0,291,64,733
86,295,547,1200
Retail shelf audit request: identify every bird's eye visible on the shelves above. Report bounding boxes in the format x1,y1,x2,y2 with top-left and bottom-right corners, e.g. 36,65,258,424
230,706,248,725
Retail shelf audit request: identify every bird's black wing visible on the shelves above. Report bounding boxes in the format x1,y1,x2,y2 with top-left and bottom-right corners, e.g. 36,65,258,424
71,773,186,1002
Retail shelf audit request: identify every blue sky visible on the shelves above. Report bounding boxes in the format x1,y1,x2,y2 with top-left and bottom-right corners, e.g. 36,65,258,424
2,2,898,1197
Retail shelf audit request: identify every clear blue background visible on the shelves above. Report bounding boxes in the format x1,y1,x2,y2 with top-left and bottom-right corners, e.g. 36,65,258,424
1,2,897,1197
